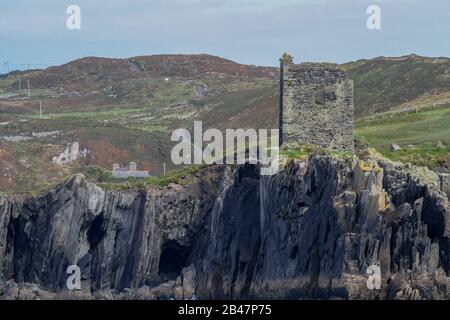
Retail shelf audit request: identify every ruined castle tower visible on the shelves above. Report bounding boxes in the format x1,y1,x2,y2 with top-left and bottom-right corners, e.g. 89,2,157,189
279,53,354,151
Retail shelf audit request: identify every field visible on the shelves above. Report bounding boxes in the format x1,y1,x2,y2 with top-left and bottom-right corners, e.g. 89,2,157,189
355,105,450,168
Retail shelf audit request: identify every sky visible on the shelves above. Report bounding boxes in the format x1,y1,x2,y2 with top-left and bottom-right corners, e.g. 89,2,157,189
1,0,449,71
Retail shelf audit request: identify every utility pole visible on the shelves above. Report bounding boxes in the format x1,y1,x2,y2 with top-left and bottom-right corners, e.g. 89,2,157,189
39,100,43,119
27,80,31,97
3,61,10,76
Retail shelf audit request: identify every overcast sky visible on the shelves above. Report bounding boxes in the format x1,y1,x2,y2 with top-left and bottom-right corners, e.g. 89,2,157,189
1,0,449,71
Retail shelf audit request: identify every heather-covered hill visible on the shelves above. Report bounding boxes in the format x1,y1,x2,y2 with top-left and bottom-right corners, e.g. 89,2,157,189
344,54,450,117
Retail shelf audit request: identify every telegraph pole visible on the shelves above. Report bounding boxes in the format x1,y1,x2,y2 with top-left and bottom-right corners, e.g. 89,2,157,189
3,61,10,76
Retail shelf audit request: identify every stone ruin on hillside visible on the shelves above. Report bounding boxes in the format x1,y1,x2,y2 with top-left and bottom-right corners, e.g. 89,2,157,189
279,53,354,151
52,141,88,165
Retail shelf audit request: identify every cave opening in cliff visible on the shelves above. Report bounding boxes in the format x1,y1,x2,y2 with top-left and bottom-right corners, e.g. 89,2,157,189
158,240,190,276
87,214,106,251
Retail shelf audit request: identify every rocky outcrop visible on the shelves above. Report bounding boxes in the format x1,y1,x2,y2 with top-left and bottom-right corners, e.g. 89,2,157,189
0,165,222,295
439,173,450,199
193,157,450,299
0,154,449,300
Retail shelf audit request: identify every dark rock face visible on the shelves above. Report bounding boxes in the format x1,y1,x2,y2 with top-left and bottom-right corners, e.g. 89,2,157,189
196,164,262,299
195,157,449,299
0,166,223,294
0,155,449,300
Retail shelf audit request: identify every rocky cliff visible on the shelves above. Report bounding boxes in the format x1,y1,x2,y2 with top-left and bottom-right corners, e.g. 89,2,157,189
0,153,449,300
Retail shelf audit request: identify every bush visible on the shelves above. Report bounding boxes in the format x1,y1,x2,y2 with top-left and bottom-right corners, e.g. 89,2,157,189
82,165,115,183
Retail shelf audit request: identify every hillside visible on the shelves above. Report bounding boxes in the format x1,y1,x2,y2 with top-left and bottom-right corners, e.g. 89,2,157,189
1,53,450,192
0,54,278,129
4,53,449,121
23,54,277,89
344,54,450,117
0,54,278,193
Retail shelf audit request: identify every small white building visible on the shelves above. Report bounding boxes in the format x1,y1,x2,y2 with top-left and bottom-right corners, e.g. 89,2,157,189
112,161,150,178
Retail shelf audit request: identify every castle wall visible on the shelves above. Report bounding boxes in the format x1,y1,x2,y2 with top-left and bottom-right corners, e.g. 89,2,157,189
280,58,354,151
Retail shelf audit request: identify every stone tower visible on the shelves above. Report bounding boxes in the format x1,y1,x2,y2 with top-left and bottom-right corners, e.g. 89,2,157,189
279,53,354,151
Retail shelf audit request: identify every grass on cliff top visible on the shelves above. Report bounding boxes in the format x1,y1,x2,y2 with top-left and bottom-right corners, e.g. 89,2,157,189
82,164,204,191
355,105,450,168
280,143,353,160
280,143,316,159
144,165,203,187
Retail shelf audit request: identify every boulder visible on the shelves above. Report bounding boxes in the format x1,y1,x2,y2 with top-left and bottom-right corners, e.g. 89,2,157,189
181,264,197,299
390,143,402,151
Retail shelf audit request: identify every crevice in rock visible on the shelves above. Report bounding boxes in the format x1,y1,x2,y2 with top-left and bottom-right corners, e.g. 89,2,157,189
87,214,106,252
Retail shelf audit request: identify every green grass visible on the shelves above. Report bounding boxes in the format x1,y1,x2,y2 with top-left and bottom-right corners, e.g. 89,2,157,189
24,107,145,120
379,144,448,168
280,143,317,159
127,124,168,132
143,78,197,108
281,146,353,161
144,165,203,187
356,105,450,167
92,165,203,191
81,165,116,183
281,149,310,159
0,77,17,93
329,150,354,160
